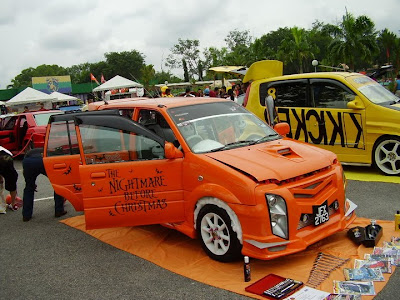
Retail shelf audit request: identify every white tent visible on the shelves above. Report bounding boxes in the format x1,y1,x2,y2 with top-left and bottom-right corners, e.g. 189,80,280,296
6,87,56,106
50,91,79,103
92,75,143,92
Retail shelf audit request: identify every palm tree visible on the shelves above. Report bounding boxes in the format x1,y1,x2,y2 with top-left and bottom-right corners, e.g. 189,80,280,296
278,27,313,73
328,11,378,70
378,29,397,64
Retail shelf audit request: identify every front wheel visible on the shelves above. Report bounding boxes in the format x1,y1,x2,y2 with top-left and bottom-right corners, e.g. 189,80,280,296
196,205,242,262
373,137,400,175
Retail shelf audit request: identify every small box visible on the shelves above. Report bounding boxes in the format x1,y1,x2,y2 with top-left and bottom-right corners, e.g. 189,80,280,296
347,226,366,245
363,224,383,247
347,224,383,248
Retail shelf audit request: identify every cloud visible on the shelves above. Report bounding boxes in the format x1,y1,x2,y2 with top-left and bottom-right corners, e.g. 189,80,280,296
0,0,399,88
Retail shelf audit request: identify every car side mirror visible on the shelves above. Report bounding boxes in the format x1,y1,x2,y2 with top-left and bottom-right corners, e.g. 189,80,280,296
273,122,290,136
347,96,364,110
165,142,183,159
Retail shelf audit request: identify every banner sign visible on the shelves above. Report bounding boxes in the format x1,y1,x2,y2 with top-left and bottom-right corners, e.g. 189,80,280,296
32,75,72,94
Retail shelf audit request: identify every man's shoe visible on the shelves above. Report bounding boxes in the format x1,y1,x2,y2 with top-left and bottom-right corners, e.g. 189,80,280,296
23,216,31,222
55,211,67,218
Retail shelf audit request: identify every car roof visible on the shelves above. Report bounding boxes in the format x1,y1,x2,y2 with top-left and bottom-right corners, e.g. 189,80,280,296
89,97,230,111
263,72,362,82
19,110,62,116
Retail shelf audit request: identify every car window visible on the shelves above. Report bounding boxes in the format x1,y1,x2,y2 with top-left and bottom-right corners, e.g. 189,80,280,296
168,102,277,153
310,80,355,109
79,123,165,164
138,109,179,147
34,112,62,126
260,80,308,107
3,116,17,130
46,120,79,156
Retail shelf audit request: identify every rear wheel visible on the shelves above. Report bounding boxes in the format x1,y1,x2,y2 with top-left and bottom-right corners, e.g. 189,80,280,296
196,204,242,262
373,137,400,175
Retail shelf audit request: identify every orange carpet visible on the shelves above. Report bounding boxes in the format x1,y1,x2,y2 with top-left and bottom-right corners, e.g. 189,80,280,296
60,216,398,299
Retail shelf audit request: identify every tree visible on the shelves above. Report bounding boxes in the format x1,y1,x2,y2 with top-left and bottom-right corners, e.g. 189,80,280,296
278,27,313,73
328,11,378,70
251,27,293,70
165,38,203,80
224,29,252,52
11,64,67,88
103,50,146,81
223,30,254,67
377,29,397,64
140,64,156,91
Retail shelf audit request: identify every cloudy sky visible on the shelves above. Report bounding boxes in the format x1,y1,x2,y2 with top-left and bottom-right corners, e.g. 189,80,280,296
0,0,398,88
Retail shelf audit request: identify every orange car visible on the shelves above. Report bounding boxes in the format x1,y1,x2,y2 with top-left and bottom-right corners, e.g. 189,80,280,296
43,97,356,262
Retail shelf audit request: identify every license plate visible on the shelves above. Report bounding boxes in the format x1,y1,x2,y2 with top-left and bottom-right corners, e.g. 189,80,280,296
313,200,329,226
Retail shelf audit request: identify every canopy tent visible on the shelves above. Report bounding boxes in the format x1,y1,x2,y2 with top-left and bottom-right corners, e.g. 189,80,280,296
209,65,248,76
50,91,79,103
5,87,56,106
92,75,143,92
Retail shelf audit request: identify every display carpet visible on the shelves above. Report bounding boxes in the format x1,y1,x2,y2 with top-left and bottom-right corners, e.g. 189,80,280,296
343,166,400,184
60,216,398,299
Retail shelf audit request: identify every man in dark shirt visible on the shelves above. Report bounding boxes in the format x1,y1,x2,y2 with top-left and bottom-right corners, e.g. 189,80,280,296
22,148,66,222
0,146,18,213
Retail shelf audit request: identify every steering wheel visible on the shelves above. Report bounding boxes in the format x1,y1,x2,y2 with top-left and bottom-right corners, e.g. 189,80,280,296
186,135,203,148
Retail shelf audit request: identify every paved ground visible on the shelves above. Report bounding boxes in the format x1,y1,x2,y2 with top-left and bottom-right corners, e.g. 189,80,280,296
1,159,399,299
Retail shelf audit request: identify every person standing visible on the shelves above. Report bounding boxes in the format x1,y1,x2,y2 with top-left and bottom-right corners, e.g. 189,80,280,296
183,87,195,97
22,148,66,222
393,74,400,97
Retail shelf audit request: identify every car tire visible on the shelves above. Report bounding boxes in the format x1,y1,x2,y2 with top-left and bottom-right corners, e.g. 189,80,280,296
196,204,242,262
373,136,400,175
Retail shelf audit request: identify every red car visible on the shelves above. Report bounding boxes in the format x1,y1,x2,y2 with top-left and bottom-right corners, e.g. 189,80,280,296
0,110,62,155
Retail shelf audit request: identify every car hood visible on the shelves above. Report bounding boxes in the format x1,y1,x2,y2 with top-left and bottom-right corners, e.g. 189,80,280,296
205,139,334,182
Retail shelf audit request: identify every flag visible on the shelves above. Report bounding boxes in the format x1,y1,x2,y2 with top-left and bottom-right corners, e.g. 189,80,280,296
101,74,106,84
90,73,99,85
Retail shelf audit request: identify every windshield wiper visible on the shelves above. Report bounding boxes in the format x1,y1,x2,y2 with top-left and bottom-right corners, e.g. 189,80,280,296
249,133,280,145
210,140,251,152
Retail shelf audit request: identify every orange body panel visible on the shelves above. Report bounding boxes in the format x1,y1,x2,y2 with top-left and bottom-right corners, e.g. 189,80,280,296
43,97,356,260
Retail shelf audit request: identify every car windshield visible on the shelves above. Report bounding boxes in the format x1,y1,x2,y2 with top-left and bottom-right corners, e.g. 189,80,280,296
168,101,279,153
348,76,398,104
33,112,63,126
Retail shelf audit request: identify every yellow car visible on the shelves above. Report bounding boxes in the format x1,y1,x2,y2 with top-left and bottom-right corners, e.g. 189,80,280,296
243,60,400,176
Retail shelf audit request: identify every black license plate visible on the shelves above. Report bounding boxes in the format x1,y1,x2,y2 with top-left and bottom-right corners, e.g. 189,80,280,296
313,200,329,226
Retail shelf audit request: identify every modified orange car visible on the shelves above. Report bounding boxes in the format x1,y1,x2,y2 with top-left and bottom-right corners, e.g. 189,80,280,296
43,97,356,262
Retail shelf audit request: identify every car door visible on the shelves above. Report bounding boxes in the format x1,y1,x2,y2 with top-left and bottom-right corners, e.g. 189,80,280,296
307,79,366,161
43,110,122,211
0,115,19,151
74,114,185,230
261,79,310,141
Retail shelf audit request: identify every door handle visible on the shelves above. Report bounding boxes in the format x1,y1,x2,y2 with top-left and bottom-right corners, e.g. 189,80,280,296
91,172,106,178
53,163,67,169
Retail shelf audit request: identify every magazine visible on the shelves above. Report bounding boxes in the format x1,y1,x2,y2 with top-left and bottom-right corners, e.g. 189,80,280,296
365,254,400,267
281,286,329,300
391,236,400,245
324,295,361,300
354,259,392,273
372,246,400,256
343,268,384,281
332,281,375,296
383,241,400,250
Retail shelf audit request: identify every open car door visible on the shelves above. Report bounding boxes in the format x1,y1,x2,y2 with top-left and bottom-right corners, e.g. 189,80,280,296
0,115,19,152
44,111,121,211
74,114,185,230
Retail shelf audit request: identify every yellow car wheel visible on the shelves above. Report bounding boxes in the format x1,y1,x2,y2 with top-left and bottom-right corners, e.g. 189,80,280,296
373,137,400,176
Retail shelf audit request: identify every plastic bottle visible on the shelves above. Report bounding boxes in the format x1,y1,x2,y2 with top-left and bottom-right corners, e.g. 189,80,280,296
244,256,251,282
395,211,400,232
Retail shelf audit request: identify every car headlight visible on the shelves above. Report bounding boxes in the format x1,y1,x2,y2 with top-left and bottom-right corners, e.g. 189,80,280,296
266,194,288,239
